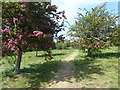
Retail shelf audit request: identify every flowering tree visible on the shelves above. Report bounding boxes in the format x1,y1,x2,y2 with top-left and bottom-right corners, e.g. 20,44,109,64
2,2,66,73
69,3,118,56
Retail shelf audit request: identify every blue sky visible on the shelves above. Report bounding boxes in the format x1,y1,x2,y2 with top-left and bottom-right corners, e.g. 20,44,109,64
51,0,119,39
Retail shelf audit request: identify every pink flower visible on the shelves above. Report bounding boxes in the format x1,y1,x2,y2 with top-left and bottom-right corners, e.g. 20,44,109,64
13,18,18,23
35,32,43,36
21,4,26,8
28,34,35,37
44,34,53,38
15,39,19,42
11,46,16,50
14,52,20,55
28,21,32,23
8,44,13,49
13,18,18,21
32,25,36,27
82,45,86,47
18,13,22,16
20,16,25,21
6,23,10,26
87,38,91,40
33,31,43,36
95,37,99,39
18,35,23,39
2,28,10,34
106,41,110,43
8,39,12,41
9,39,14,44
97,45,101,47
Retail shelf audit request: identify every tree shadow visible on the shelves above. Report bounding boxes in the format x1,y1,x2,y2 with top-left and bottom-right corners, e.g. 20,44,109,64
91,52,120,59
20,60,61,88
36,53,65,57
48,60,75,84
3,57,105,88
21,57,105,87
74,57,105,81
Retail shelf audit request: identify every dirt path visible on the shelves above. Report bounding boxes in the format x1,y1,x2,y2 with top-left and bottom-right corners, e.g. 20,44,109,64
46,50,80,88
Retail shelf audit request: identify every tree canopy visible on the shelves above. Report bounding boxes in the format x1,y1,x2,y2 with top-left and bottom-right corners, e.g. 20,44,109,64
69,3,118,56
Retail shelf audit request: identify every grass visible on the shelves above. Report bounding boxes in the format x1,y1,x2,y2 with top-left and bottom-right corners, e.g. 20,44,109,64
1,47,74,88
74,46,119,88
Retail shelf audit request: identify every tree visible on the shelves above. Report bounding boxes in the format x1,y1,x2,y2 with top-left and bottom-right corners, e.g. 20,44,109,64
2,2,66,73
69,3,118,56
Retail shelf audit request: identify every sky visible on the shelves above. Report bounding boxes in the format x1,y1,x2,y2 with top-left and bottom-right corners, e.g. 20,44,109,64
51,0,119,40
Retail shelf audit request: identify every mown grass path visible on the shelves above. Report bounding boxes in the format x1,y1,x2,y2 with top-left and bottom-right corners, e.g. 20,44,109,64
46,50,79,88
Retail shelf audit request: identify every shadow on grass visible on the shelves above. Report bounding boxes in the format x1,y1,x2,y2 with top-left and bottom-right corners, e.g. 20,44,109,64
3,58,105,88
36,53,65,57
20,60,61,88
91,52,120,59
74,57,104,81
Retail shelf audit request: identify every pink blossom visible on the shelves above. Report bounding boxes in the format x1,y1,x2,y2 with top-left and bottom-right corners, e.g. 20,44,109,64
94,45,97,47
33,31,43,36
106,41,110,43
35,32,43,36
13,18,18,21
32,24,36,27
11,46,16,50
8,39,12,41
6,23,10,26
21,4,26,8
97,45,101,47
8,44,13,49
14,52,20,55
82,45,86,47
95,37,99,39
2,28,10,34
28,34,35,37
18,13,22,16
20,16,25,21
87,38,91,40
44,34,53,38
18,35,23,39
28,21,32,23
22,41,26,44
9,39,14,44
15,39,19,42
94,41,99,44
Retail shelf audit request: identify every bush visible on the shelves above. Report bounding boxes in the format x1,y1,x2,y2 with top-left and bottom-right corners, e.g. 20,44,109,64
56,42,67,50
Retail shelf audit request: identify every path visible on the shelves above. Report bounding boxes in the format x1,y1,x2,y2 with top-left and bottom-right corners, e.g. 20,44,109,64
46,50,80,88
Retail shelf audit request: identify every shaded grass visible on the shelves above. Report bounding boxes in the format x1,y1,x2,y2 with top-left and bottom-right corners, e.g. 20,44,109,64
74,47,118,88
1,48,74,88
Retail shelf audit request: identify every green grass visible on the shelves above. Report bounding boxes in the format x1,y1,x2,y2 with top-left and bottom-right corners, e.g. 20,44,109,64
1,47,74,88
74,46,119,88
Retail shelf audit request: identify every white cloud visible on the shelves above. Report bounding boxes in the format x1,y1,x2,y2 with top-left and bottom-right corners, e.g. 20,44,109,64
51,0,105,24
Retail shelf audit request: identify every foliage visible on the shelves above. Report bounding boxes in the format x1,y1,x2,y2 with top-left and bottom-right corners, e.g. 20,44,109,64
55,40,72,50
2,2,66,73
69,3,118,56
56,41,67,50
2,2,66,58
109,25,120,46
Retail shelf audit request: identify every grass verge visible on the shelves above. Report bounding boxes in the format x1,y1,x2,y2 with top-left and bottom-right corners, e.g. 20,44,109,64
1,47,74,88
74,46,119,88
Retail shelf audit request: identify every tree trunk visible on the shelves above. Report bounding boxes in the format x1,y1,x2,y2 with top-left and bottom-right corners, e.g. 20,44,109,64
36,47,38,57
87,48,92,56
14,54,22,74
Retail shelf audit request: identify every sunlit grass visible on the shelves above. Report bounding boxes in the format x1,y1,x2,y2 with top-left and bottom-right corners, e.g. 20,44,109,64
1,47,74,88
74,46,118,88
